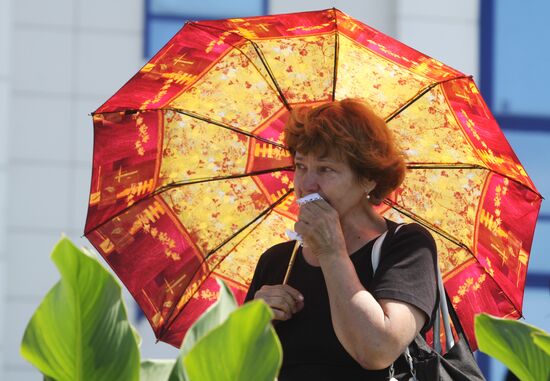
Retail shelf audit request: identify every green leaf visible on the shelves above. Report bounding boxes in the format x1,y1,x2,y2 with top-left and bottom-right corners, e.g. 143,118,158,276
141,359,176,381
475,314,550,381
533,331,550,357
184,300,282,381
168,278,238,381
20,238,140,381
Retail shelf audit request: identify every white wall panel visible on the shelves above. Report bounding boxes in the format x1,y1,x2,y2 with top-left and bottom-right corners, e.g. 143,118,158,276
4,0,145,379
0,0,12,78
6,231,61,298
14,0,74,28
4,301,40,367
398,20,479,78
77,0,144,32
72,167,91,232
269,0,397,36
396,0,479,80
10,95,72,162
75,32,142,97
0,171,6,250
0,83,8,166
7,165,71,230
0,262,5,354
74,97,101,164
268,0,333,15
399,0,478,21
4,368,42,381
334,0,397,36
0,0,10,378
12,28,73,94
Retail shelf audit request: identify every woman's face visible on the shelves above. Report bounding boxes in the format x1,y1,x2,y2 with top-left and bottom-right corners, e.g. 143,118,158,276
293,150,374,216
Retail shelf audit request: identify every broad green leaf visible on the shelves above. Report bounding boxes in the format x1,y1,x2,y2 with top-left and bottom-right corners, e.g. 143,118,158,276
132,324,143,348
533,331,550,357
168,278,238,381
184,300,282,381
20,238,140,381
141,359,176,381
475,314,550,381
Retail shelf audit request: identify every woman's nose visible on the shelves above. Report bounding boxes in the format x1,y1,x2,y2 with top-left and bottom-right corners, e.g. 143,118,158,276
301,172,320,193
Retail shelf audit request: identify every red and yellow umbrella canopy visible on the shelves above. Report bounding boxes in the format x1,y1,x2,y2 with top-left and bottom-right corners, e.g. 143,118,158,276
85,9,542,348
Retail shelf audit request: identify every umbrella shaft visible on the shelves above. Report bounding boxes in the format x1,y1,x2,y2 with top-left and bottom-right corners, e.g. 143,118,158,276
283,240,301,284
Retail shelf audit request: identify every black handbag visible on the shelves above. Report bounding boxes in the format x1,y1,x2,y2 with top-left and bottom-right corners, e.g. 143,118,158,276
372,225,486,381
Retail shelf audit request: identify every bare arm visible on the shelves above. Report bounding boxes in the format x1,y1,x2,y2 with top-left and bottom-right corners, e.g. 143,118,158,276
318,252,426,369
295,200,428,369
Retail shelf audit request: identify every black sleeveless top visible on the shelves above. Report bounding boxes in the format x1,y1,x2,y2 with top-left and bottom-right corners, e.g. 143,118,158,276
245,221,438,381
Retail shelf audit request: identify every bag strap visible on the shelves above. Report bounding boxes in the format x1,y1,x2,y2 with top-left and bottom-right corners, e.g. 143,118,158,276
371,224,454,353
371,231,389,273
372,224,421,380
371,224,403,273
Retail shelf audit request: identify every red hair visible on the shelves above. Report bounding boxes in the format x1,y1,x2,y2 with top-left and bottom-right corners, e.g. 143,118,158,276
283,99,406,204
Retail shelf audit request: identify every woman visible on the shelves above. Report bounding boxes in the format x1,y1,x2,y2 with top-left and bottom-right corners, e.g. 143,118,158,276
245,99,438,380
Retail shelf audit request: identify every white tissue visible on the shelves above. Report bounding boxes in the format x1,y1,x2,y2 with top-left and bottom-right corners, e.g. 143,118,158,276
286,193,325,242
296,192,324,205
285,229,301,242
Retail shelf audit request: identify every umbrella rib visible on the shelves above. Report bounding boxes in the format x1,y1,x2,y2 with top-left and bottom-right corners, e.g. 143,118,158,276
172,108,288,149
385,75,472,123
206,187,295,257
158,188,294,338
406,163,486,170
332,7,339,102
249,41,292,111
383,199,471,253
406,163,542,197
187,22,292,111
84,166,294,236
93,107,288,149
155,166,295,192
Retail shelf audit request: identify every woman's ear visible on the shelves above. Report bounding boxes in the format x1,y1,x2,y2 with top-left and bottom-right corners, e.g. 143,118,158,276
362,178,377,195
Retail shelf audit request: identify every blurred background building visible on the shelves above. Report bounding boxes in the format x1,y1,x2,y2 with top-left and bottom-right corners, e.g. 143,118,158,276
0,0,547,380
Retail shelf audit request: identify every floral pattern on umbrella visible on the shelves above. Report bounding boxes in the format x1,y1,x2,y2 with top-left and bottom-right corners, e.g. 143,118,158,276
85,8,542,348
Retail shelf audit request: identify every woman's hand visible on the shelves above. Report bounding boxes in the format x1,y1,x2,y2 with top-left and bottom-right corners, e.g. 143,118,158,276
294,199,347,259
254,284,304,321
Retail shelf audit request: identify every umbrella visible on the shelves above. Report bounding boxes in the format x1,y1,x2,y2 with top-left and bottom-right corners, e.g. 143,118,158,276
84,8,542,348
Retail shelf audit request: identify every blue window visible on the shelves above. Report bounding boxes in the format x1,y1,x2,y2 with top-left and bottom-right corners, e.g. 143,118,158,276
144,0,268,59
479,1,550,380
480,0,550,131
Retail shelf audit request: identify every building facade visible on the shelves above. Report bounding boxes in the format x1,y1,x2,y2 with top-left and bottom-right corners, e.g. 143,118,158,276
0,1,547,380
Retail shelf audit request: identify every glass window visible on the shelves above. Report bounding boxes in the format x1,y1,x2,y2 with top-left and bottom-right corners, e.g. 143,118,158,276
147,19,185,59
529,221,550,273
493,0,550,117
144,0,267,59
150,0,264,18
523,288,550,332
488,358,507,381
481,2,550,379
503,131,550,214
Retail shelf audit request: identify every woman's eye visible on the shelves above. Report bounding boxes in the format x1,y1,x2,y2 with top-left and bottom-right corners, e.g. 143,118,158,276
320,167,333,173
294,163,305,170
